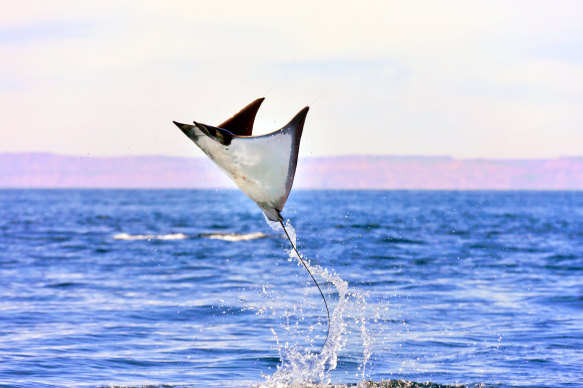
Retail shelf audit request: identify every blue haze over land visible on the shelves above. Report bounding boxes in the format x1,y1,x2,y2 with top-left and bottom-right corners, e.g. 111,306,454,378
2,153,583,190
0,190,581,387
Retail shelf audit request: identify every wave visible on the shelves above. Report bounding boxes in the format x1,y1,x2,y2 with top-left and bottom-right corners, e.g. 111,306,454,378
113,233,188,241
200,232,267,241
357,379,475,387
103,379,477,388
327,380,477,387
113,232,267,242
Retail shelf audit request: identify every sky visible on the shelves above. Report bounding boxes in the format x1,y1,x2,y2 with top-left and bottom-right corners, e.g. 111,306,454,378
1,0,582,159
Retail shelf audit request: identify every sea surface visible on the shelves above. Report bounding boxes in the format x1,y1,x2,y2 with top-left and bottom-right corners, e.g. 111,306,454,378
0,189,581,388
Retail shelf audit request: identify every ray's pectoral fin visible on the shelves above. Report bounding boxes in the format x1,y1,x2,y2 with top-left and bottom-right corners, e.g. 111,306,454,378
218,97,264,137
233,106,308,222
270,106,308,212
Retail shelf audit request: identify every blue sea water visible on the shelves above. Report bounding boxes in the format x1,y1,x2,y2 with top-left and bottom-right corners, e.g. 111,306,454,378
0,189,581,388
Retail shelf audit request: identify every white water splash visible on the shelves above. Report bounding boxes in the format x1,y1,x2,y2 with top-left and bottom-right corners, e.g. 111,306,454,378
114,232,267,242
258,219,372,386
113,233,188,240
202,232,267,241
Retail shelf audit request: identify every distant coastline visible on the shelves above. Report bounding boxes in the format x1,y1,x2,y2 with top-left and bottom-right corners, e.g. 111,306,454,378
1,152,582,190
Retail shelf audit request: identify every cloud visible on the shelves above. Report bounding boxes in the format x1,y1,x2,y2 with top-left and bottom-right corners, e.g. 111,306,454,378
0,0,582,158
0,21,92,44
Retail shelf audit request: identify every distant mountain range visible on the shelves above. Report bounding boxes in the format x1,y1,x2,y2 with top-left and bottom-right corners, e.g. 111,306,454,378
1,152,582,189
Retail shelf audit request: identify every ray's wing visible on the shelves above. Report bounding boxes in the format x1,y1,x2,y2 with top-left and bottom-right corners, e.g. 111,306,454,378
218,98,264,137
223,107,307,220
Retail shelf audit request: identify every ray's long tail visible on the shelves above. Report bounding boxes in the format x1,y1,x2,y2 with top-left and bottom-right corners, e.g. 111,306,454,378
278,219,330,351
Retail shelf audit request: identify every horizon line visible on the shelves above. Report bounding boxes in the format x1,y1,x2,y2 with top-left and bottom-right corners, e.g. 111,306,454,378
2,151,583,162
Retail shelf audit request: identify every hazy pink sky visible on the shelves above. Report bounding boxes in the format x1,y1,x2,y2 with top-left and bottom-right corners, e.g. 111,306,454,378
1,1,582,159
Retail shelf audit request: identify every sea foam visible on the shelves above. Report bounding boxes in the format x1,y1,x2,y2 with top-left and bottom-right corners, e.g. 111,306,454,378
201,232,267,241
259,219,372,386
113,233,188,240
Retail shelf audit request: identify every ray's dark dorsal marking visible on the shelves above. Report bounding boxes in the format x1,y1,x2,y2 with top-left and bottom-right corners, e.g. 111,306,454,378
173,98,330,350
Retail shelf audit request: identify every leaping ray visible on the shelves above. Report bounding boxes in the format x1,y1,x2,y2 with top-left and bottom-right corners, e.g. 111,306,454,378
173,98,330,349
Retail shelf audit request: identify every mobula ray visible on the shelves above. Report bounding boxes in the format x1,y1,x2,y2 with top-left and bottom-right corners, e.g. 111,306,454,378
173,98,330,348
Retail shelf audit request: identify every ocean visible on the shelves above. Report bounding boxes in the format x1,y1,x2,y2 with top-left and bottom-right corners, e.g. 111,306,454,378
0,189,581,388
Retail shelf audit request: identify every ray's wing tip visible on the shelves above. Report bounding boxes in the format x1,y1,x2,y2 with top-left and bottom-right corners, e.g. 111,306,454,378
290,106,310,125
295,106,310,119
278,106,309,139
251,97,265,111
238,97,265,112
